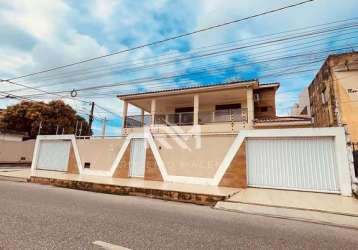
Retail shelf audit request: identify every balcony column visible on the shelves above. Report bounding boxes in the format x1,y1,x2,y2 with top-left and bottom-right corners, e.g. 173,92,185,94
122,101,128,128
246,87,254,127
141,109,144,126
151,99,156,125
194,94,199,126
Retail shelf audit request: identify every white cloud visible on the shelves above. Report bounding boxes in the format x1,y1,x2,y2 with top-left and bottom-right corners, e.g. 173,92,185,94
0,0,70,39
89,0,118,23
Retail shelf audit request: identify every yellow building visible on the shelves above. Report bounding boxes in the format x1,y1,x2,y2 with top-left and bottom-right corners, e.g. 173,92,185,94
308,52,358,142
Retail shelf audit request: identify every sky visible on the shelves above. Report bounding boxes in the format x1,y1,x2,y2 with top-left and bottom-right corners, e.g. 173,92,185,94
0,0,358,135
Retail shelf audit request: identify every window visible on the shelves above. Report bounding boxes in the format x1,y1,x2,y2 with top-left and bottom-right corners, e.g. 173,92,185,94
300,106,308,115
215,103,241,111
255,106,272,113
174,107,193,125
321,92,327,104
175,107,194,113
260,107,268,112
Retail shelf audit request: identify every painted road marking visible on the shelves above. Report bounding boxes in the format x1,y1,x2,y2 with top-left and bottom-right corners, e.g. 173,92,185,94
92,240,131,250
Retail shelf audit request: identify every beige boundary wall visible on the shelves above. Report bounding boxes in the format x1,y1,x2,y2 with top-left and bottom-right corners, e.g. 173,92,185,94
154,135,236,178
30,127,354,196
0,140,35,163
76,138,125,171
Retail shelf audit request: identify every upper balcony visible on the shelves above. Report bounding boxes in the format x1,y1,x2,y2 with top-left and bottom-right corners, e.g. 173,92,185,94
124,108,248,128
117,80,280,133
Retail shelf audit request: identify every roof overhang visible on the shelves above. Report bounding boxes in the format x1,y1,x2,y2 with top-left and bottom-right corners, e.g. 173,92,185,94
254,116,312,128
117,80,258,101
257,82,280,90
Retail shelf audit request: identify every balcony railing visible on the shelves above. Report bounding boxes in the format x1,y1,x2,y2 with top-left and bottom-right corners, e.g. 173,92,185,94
155,112,194,126
124,108,247,128
125,115,152,128
199,108,247,124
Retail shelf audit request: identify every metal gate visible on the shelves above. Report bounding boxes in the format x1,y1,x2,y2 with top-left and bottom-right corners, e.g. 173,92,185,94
246,137,339,193
129,138,146,177
37,140,71,171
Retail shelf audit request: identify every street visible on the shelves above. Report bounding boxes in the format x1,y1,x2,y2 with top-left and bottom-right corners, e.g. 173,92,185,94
0,181,357,250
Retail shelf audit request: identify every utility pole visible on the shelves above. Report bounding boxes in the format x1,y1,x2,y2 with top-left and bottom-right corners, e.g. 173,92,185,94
88,102,95,135
101,117,107,138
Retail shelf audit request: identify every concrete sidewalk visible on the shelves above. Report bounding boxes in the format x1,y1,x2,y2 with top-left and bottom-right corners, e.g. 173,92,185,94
0,168,30,182
228,188,358,216
215,188,358,230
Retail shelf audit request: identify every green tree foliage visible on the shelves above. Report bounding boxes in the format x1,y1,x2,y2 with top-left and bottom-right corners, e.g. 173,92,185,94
0,100,91,138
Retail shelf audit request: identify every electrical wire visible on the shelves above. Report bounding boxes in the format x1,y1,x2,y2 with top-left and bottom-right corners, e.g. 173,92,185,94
4,0,315,81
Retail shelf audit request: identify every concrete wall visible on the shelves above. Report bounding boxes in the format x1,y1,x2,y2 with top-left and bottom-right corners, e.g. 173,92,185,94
309,53,358,128
0,140,35,163
335,71,358,142
76,138,125,171
308,59,337,127
0,133,24,141
125,123,249,135
254,87,277,118
308,52,358,143
154,135,236,178
30,128,352,195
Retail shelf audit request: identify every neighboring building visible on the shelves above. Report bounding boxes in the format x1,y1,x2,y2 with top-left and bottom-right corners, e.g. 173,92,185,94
308,52,358,142
118,79,311,134
291,87,311,117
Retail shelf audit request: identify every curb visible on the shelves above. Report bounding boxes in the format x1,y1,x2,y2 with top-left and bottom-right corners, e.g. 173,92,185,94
214,203,358,231
225,200,358,218
0,175,29,183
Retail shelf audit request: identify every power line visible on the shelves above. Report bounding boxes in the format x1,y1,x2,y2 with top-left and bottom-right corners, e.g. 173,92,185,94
12,40,358,97
0,78,118,116
2,52,334,99
4,18,356,98
3,44,355,100
6,20,357,99
55,46,358,93
2,23,356,116
5,0,315,81
14,22,358,87
15,17,357,85
0,91,106,121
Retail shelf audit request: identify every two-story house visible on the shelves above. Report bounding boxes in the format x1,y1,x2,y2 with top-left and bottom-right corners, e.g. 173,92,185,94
119,79,311,134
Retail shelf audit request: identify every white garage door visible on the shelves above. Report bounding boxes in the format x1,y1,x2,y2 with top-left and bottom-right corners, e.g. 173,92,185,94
247,137,339,193
37,140,71,171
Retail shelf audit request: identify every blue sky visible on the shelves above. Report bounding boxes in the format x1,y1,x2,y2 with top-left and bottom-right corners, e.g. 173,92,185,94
0,0,358,135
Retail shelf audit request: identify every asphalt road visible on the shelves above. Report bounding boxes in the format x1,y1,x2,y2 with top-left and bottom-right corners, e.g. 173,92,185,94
0,181,357,250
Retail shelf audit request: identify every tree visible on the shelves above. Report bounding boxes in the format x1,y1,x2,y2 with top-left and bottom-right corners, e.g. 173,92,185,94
0,100,91,138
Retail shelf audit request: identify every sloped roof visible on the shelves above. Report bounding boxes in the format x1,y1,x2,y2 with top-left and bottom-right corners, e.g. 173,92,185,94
117,79,257,99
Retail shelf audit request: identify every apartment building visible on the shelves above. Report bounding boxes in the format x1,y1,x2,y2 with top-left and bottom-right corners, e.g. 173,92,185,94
308,52,358,142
